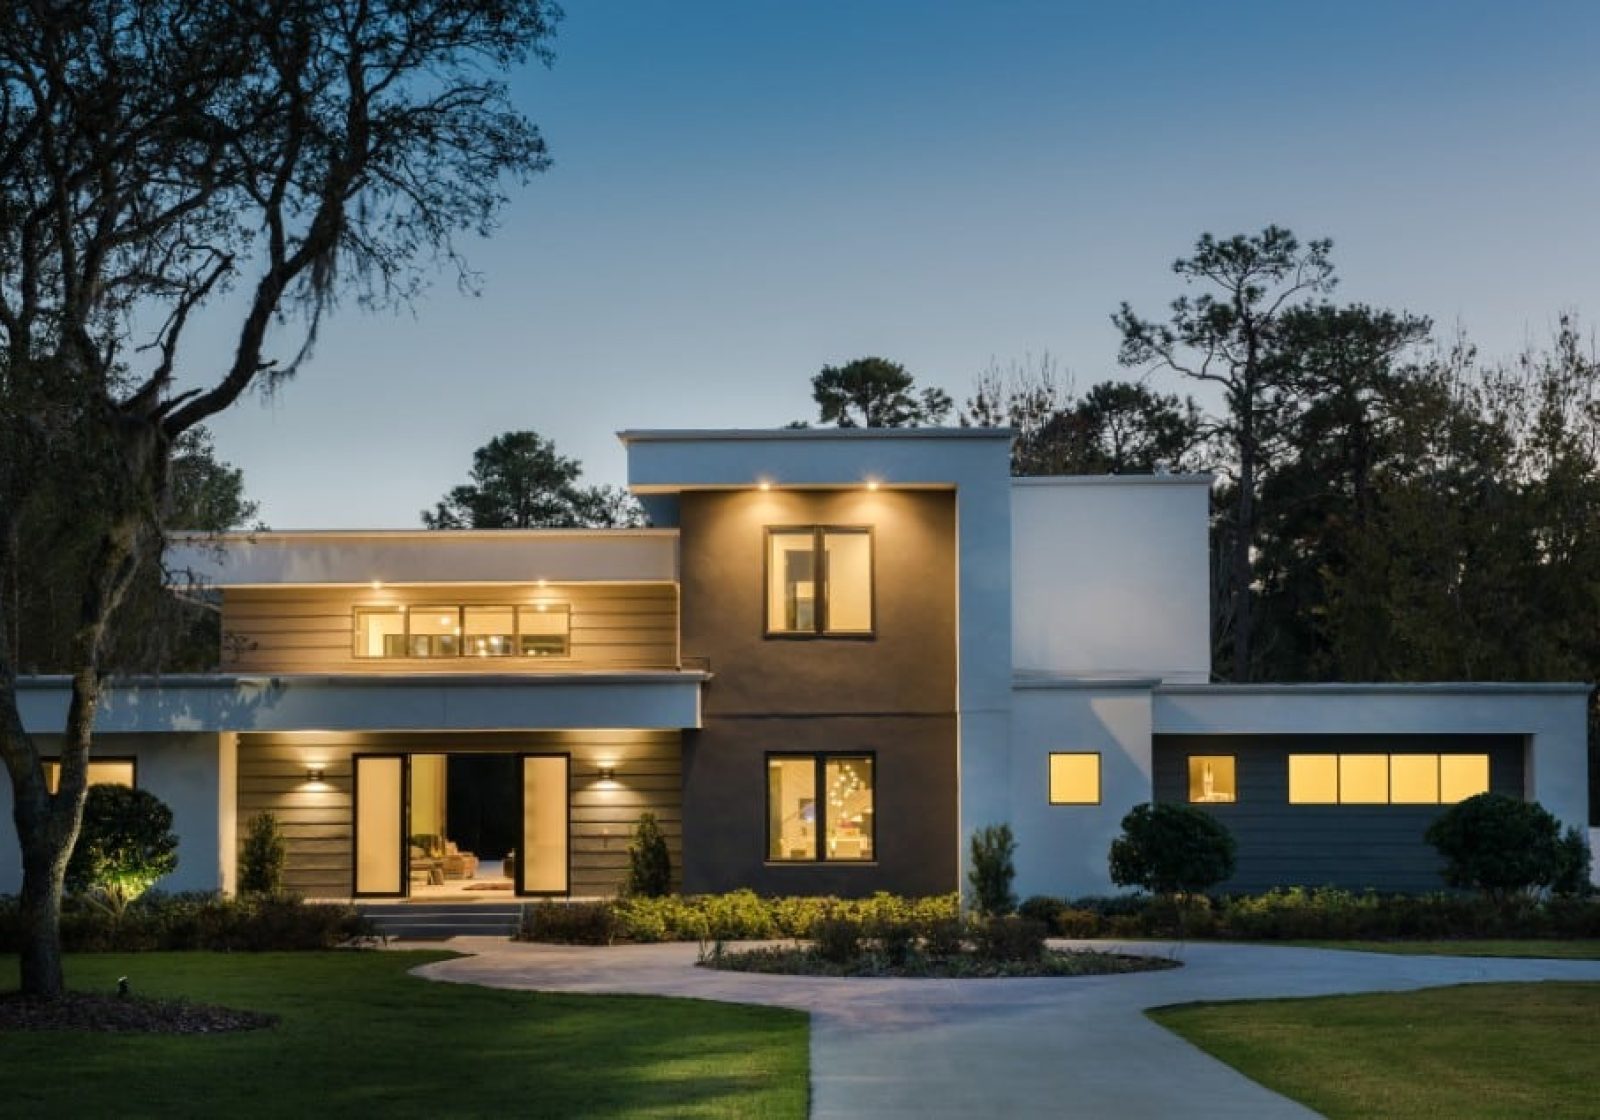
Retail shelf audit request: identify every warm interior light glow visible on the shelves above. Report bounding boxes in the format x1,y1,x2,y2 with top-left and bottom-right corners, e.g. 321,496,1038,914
757,480,772,491
1048,753,1100,804
370,579,383,590
1440,754,1491,802
1339,755,1389,803
1187,756,1237,803
1288,754,1338,804
865,479,881,491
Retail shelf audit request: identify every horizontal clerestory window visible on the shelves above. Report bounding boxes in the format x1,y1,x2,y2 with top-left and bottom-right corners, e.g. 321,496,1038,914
353,604,571,660
43,758,136,792
1287,753,1490,805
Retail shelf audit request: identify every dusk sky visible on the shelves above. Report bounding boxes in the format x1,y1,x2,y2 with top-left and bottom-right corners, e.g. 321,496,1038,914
201,1,1600,528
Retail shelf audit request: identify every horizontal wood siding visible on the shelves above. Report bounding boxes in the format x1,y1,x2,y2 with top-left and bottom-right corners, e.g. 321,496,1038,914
222,583,678,673
1153,734,1525,894
237,730,681,898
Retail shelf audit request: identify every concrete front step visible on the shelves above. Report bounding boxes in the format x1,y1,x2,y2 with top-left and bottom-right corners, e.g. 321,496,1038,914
360,903,524,939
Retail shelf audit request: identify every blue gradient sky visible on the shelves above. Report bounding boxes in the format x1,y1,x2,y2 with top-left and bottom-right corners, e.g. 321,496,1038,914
202,1,1600,526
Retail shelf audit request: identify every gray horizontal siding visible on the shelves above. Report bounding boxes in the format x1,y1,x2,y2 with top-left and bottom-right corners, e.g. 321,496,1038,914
1153,734,1525,894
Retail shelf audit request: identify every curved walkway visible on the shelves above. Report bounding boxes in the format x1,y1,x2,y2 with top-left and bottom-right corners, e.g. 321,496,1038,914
411,940,1600,1119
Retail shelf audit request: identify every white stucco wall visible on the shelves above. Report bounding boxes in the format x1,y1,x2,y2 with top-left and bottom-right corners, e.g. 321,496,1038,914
1011,476,1211,682
1008,681,1157,898
0,733,225,896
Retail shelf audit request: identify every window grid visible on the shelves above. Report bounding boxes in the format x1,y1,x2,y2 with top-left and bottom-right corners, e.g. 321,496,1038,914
1287,753,1490,805
353,603,571,660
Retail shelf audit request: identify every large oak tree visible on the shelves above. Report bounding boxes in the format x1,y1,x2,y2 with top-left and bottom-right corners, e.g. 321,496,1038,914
0,0,558,996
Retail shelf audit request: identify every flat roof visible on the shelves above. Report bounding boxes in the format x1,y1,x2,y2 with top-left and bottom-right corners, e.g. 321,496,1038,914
168,528,677,543
1011,474,1214,488
618,427,1013,444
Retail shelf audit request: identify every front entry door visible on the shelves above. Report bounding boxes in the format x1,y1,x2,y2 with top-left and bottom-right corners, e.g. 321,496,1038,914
353,755,407,897
517,754,569,896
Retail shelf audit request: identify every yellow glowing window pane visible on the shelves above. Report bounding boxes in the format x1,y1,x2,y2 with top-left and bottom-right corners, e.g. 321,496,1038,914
1188,756,1236,803
1288,755,1337,804
1049,753,1100,804
1390,755,1440,803
1339,755,1389,804
824,756,874,861
768,531,817,633
354,608,404,658
43,760,135,793
518,604,571,657
462,606,515,658
1440,755,1490,802
767,757,817,860
822,530,872,632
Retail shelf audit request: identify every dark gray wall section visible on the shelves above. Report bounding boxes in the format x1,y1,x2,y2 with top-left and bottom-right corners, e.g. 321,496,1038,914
675,489,960,897
682,716,958,897
1153,734,1525,894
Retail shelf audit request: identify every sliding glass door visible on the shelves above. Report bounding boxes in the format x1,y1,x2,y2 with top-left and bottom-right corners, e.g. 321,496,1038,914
518,754,569,896
353,755,407,897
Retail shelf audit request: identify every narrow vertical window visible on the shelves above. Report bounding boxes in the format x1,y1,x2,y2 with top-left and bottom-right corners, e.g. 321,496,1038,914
767,531,818,634
822,529,873,633
767,757,818,861
824,756,874,860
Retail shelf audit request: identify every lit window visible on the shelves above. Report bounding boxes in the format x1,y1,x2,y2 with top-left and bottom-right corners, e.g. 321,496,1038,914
766,527,873,636
1049,753,1100,805
353,601,571,659
1188,756,1237,803
463,607,516,658
1390,755,1440,804
517,604,571,657
43,759,135,793
767,754,875,862
1288,754,1338,804
1339,755,1389,804
409,606,461,659
1440,755,1490,802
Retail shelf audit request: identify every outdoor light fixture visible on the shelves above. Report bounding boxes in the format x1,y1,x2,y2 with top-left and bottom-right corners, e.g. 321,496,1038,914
865,478,881,491
369,579,383,590
757,479,773,491
306,766,325,783
598,765,616,782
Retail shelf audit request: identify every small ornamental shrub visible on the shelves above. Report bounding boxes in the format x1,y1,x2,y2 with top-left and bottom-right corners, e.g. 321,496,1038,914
968,823,1018,916
623,812,672,898
972,915,1046,962
1053,907,1103,939
520,901,618,945
870,917,918,967
1018,895,1066,929
0,893,371,953
920,916,967,957
238,812,287,895
65,785,179,911
1552,827,1594,898
1425,794,1568,901
1108,803,1236,898
812,916,861,964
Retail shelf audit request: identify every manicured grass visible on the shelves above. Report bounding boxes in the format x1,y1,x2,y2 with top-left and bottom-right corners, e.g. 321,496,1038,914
1284,939,1600,959
1152,982,1600,1120
0,952,808,1119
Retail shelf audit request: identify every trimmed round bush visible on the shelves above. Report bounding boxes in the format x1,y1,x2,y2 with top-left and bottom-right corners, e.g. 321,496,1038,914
65,785,179,906
1425,793,1572,900
1108,803,1235,897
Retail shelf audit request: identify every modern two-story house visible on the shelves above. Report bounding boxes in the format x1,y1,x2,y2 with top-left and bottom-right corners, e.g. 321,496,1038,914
6,427,1595,900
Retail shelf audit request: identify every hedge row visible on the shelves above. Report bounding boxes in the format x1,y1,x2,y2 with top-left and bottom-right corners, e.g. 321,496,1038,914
1020,887,1600,941
521,890,960,945
0,893,374,952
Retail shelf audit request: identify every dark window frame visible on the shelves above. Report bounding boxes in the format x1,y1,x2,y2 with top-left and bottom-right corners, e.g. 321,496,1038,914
764,751,878,864
1185,754,1238,805
352,602,572,660
1286,751,1493,806
763,525,876,639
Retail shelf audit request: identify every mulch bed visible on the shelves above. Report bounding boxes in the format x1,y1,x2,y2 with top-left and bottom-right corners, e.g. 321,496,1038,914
0,991,278,1034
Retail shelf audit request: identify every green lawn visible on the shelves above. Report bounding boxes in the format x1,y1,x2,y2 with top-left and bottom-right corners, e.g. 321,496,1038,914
1,952,808,1119
1284,939,1600,959
1152,982,1600,1120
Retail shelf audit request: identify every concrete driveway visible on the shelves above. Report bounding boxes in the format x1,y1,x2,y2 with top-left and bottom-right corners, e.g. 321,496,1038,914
411,939,1600,1119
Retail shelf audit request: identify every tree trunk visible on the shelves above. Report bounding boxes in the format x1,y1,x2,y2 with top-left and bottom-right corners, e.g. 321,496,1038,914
17,815,71,997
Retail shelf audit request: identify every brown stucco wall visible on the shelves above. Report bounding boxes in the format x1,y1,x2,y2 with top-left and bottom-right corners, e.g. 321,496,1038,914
678,489,957,716
676,489,959,896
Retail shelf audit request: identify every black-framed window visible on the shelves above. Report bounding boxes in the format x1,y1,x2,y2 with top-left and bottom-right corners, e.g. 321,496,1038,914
353,603,572,659
765,526,874,636
1187,755,1237,803
766,753,875,862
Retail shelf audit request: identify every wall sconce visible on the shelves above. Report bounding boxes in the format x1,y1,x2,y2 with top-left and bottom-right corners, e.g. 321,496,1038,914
306,766,325,783
598,765,616,782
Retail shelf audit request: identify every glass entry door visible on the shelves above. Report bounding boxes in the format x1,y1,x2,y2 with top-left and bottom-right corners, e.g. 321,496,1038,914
518,755,569,895
353,755,406,897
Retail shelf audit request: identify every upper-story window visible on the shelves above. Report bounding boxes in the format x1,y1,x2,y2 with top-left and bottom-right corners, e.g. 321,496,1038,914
766,526,873,636
353,604,571,659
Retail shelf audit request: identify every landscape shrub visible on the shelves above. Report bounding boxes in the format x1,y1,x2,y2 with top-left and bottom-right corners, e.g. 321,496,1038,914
65,785,180,911
0,892,370,952
603,891,958,943
1553,827,1594,898
968,823,1018,916
520,900,618,945
812,916,862,964
972,915,1046,962
1053,908,1104,938
622,812,672,898
1018,894,1066,928
1425,793,1568,900
238,812,287,895
1108,803,1235,898
869,917,919,967
920,915,968,957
